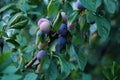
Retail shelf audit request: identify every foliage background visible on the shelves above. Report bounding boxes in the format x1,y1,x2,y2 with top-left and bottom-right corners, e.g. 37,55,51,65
0,0,120,80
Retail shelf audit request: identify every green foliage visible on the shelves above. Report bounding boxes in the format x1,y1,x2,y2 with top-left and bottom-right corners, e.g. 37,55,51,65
0,0,120,80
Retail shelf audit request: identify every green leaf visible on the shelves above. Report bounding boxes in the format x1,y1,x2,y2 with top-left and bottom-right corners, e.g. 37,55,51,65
18,0,37,12
47,0,61,19
72,34,84,46
1,74,22,80
82,74,92,80
95,0,102,8
23,44,36,53
6,39,20,48
0,21,6,30
24,73,38,80
0,52,11,71
80,15,86,30
2,65,17,74
103,68,113,80
0,3,16,13
6,29,20,38
62,1,73,16
10,19,28,29
104,0,118,14
8,13,28,29
80,0,96,12
69,45,87,71
53,12,62,31
86,11,96,23
45,61,58,80
49,39,57,52
68,11,79,25
111,61,120,77
95,16,111,40
40,56,50,72
56,53,75,78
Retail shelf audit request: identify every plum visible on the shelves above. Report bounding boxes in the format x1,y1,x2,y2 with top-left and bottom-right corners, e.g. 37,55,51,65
61,12,67,23
76,0,85,11
37,50,47,60
55,36,67,51
58,23,67,36
38,18,51,34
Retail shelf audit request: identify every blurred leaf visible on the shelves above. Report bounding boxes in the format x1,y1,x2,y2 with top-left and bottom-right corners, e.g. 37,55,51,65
95,0,102,8
1,74,22,80
53,12,62,31
8,13,28,29
23,44,36,53
82,73,92,80
62,1,73,16
104,0,118,14
72,33,84,45
95,16,110,40
40,56,50,72
24,73,37,80
56,53,75,78
80,0,97,12
47,0,61,19
35,30,43,45
6,29,20,38
86,11,96,23
0,3,16,13
80,15,86,30
69,45,87,71
16,34,28,47
68,11,79,25
10,19,28,29
0,21,5,30
2,65,17,74
49,39,57,52
0,52,11,71
45,61,58,80
103,61,120,80
18,0,37,13
6,39,20,48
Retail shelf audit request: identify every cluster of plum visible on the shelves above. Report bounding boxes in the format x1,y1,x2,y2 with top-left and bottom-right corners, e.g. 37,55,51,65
24,0,88,72
24,11,69,72
36,0,86,61
36,12,68,61
28,12,68,72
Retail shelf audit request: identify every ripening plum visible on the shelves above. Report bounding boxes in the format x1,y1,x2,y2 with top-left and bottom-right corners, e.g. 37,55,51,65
38,18,51,34
61,12,67,23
